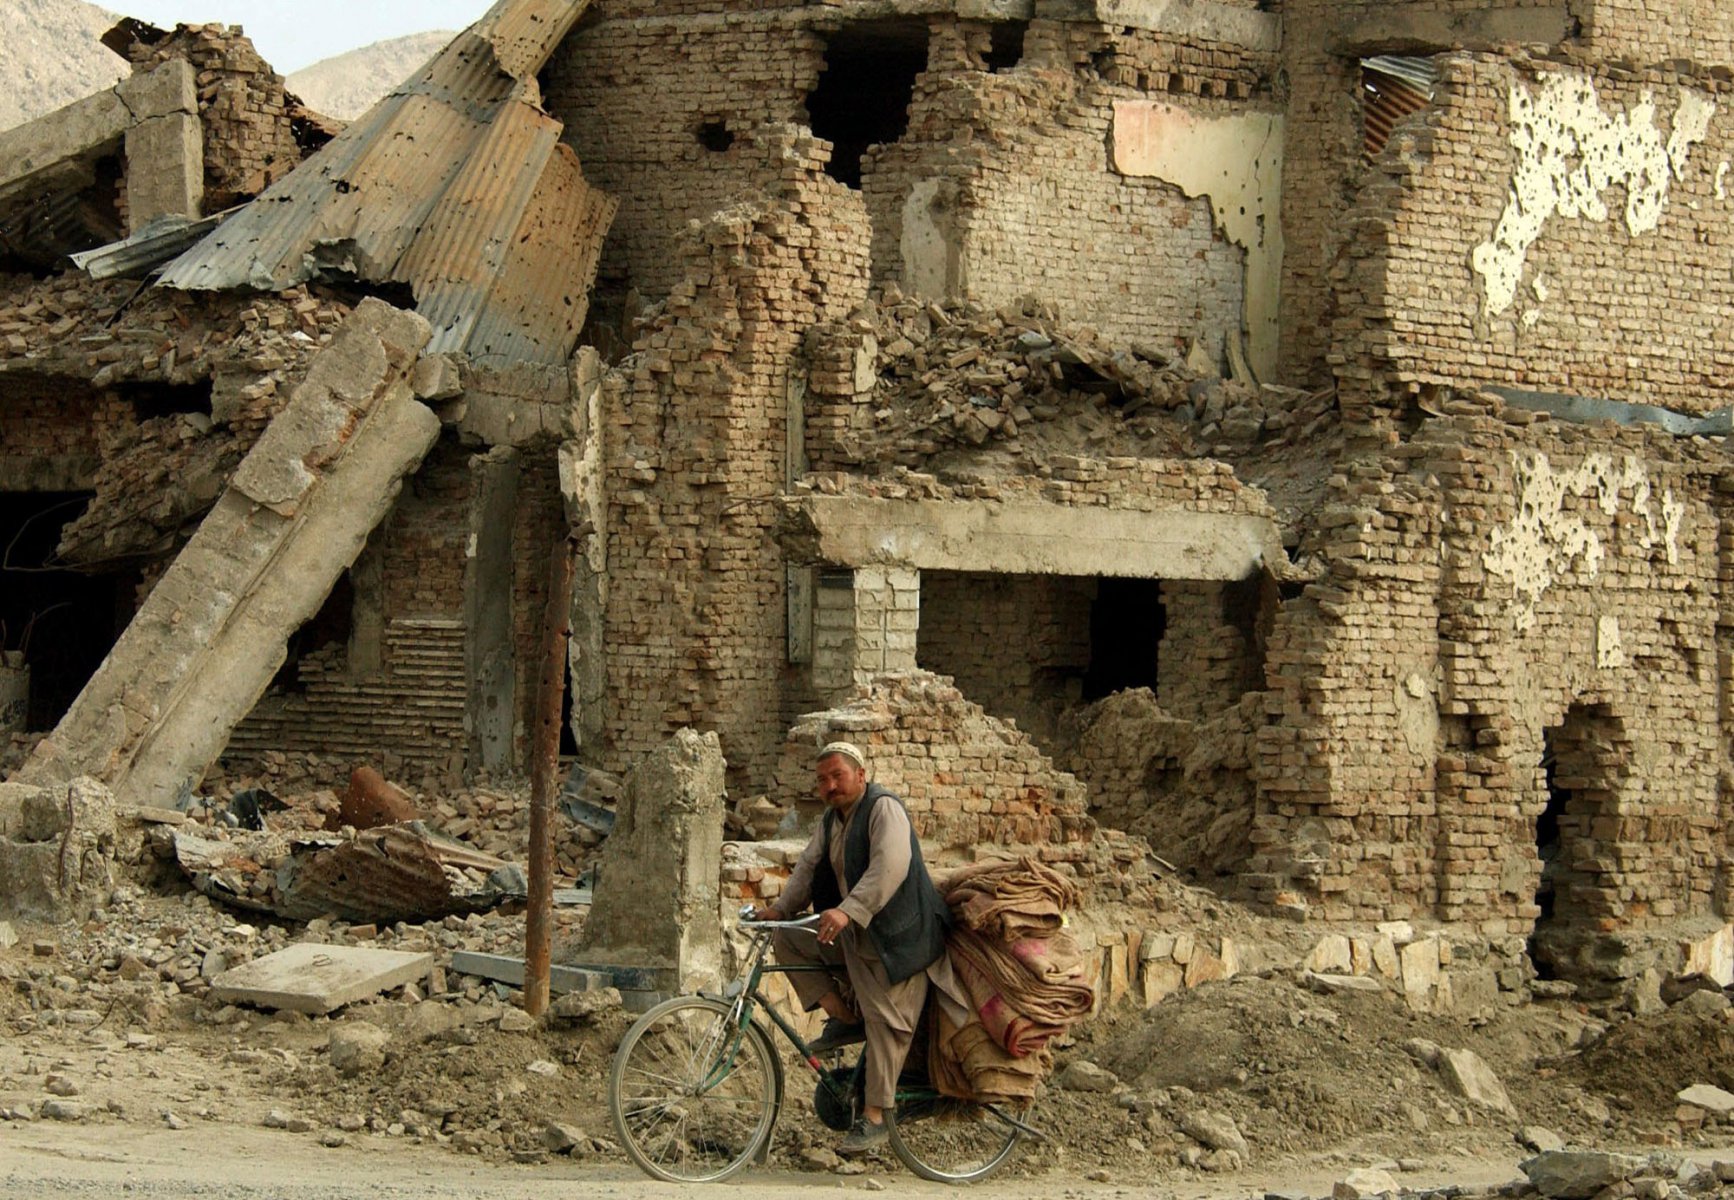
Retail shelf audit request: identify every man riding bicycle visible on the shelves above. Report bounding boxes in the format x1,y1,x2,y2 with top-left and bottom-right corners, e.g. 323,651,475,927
751,741,953,1156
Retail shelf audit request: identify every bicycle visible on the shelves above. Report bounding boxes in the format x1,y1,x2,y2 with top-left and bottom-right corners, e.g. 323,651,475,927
607,908,1046,1184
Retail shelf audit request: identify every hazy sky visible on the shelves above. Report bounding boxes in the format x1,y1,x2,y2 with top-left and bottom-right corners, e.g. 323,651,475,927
109,1,493,73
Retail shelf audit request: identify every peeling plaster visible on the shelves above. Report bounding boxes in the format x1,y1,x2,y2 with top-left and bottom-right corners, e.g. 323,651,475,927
1483,452,1683,631
1110,100,1285,379
1471,74,1716,318
1596,615,1625,669
1718,161,1730,200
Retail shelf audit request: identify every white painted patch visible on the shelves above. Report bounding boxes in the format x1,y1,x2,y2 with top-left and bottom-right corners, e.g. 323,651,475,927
1110,100,1285,380
1718,161,1730,200
1483,451,1685,630
1471,74,1716,318
1596,615,1625,668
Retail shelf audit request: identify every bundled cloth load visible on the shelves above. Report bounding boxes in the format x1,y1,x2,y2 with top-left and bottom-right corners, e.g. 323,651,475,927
927,856,1095,1104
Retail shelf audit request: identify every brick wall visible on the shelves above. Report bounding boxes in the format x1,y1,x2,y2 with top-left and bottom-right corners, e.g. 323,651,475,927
1250,403,1723,943
917,571,1093,742
597,129,872,791
1332,54,1734,420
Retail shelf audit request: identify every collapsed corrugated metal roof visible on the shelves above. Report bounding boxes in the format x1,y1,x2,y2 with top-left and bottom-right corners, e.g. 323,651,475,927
157,0,616,368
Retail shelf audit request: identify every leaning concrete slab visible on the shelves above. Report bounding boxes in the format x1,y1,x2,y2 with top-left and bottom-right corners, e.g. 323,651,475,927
209,943,434,1015
15,299,440,810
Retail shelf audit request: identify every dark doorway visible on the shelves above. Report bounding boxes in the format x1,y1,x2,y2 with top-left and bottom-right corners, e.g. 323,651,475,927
805,19,929,188
0,492,132,731
1081,577,1164,701
1529,705,1622,979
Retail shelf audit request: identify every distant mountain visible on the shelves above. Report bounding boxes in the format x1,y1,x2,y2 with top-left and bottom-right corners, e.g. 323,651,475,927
0,0,129,132
287,31,455,120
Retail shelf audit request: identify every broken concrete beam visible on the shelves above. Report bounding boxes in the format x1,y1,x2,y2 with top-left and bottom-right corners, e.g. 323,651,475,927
1035,0,1281,51
572,729,725,994
0,777,116,923
16,300,440,809
785,495,1285,582
209,943,434,1014
0,59,196,208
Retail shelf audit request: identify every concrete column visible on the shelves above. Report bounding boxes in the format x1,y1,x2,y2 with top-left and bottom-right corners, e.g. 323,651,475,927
810,566,920,700
465,448,520,774
124,112,204,229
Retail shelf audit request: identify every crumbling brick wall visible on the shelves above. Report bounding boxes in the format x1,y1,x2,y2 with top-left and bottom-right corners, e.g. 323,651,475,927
1331,53,1734,422
917,572,1093,742
1156,578,1264,723
778,671,1093,852
596,129,872,790
1574,0,1734,67
1251,403,1722,945
125,24,307,210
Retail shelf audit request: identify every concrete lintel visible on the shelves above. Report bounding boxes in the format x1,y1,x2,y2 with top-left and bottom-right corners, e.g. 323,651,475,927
209,943,434,1015
115,59,198,122
1489,387,1734,437
1036,0,1281,52
788,495,1283,581
124,112,204,230
1327,3,1569,55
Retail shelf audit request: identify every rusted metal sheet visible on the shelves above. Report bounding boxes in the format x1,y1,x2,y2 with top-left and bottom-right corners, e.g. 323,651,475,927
157,0,615,369
172,822,526,924
1361,57,1435,160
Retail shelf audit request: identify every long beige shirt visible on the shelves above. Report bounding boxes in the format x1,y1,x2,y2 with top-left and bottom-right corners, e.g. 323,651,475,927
776,789,913,941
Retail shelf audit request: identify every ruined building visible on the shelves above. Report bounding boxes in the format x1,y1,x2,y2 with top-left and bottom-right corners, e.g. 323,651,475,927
2,0,1733,997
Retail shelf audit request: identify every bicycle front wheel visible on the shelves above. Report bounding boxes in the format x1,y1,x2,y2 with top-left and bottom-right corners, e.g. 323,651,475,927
887,1095,1026,1184
609,996,781,1183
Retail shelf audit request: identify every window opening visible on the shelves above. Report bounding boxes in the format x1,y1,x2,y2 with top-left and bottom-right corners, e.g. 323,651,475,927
805,19,929,188
986,21,1028,72
1081,577,1163,701
696,121,736,153
1360,56,1436,160
271,572,355,695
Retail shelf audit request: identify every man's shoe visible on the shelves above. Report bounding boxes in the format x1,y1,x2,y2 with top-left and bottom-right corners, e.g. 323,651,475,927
808,1017,867,1055
838,1116,888,1156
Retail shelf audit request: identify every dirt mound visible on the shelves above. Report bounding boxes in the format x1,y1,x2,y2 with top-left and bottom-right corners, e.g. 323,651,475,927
1568,1003,1734,1113
0,0,127,132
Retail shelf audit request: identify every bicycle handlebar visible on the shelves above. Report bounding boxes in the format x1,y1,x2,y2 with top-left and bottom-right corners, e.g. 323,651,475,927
737,905,822,931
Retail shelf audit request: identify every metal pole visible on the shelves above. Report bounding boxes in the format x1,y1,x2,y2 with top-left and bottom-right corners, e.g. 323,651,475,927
525,533,576,1018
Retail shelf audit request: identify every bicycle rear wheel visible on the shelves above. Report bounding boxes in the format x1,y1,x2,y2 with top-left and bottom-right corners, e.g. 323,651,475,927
887,1095,1026,1184
609,995,781,1183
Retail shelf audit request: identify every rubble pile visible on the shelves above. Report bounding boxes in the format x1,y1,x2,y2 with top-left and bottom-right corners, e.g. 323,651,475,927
0,274,354,566
804,289,1341,480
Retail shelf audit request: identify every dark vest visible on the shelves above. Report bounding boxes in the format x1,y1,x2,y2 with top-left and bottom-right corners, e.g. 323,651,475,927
811,783,951,984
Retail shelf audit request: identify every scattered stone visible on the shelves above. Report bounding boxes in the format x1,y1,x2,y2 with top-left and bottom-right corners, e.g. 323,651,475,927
542,1121,585,1153
1057,1060,1118,1092
0,920,14,949
1439,1046,1516,1117
1677,1084,1734,1115
549,986,624,1022
1333,1167,1400,1199
32,940,55,957
1678,989,1731,1017
1519,1126,1565,1153
320,1132,347,1148
41,1100,91,1121
1304,971,1383,994
44,1075,79,1097
337,1114,366,1132
327,1022,390,1078
264,1109,316,1133
527,1059,559,1077
864,1179,886,1192
802,1146,842,1170
1521,1150,1645,1198
1177,1109,1249,1158
209,943,435,1015
1085,1169,1112,1183
163,1112,187,1130
498,1007,536,1033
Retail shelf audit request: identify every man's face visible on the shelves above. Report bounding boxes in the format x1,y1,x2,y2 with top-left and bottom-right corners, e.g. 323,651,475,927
815,754,867,810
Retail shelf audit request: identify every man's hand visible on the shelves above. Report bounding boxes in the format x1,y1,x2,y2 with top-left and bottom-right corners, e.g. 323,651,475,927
817,907,851,945
749,906,781,922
